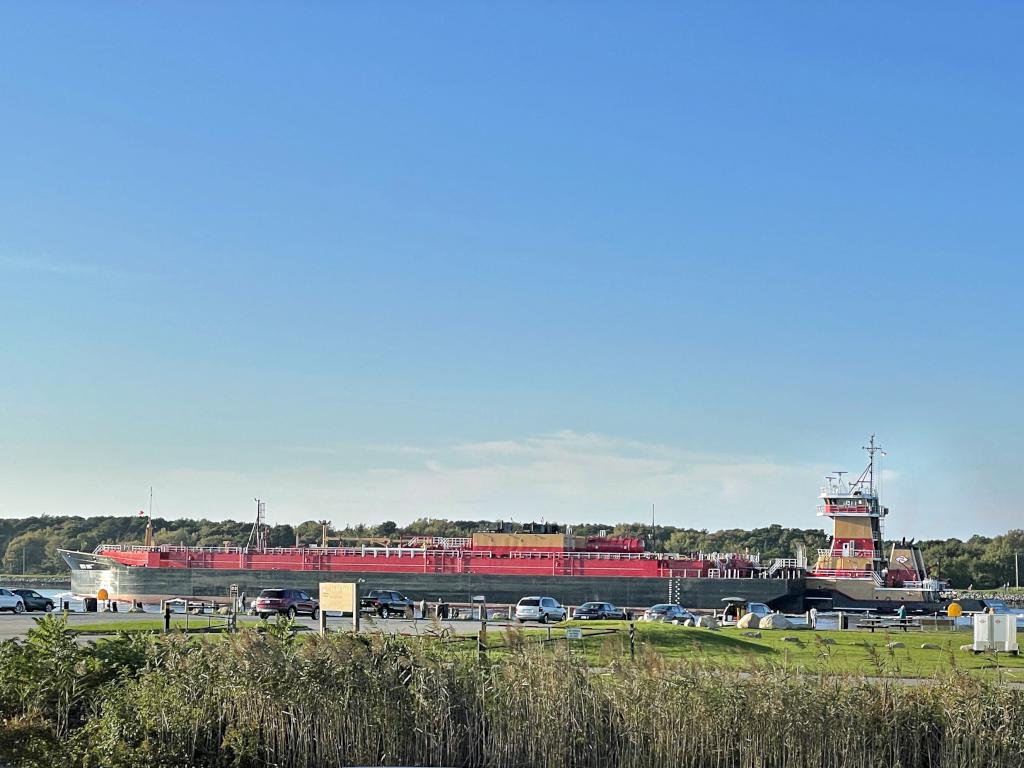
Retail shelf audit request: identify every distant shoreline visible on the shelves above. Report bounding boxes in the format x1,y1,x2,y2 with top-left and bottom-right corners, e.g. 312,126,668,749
0,574,72,589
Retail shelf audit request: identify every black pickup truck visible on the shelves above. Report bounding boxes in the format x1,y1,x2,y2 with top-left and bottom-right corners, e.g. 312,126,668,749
359,589,415,618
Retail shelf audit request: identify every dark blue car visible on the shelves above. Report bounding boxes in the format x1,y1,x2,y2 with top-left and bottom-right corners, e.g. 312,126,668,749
572,601,628,620
12,589,55,613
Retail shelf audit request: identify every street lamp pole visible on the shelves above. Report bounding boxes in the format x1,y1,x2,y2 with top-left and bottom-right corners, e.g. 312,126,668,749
1016,552,1020,590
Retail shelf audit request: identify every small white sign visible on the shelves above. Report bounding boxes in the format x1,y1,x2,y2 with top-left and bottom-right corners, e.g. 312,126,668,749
565,627,583,640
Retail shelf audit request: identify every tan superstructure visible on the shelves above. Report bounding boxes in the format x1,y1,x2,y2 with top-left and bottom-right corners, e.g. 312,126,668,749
812,516,876,575
471,532,574,549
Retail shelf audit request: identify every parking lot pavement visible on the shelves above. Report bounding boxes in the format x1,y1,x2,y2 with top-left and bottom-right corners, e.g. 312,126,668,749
0,610,518,641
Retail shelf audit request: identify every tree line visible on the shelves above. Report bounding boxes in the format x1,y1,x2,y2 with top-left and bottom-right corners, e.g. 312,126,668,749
0,514,1020,589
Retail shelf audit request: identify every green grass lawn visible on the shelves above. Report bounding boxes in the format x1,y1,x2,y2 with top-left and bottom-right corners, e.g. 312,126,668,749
71,617,237,634
496,621,1024,680
64,615,1024,681
69,615,313,635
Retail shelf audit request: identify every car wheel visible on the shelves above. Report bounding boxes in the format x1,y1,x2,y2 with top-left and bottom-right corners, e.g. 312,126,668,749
14,602,25,614
286,607,296,619
311,607,320,620
539,614,548,624
380,607,390,619
44,603,54,613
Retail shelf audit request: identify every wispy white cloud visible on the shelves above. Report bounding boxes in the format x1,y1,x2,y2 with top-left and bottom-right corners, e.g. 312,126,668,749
149,431,832,529
0,254,157,280
1,430,997,537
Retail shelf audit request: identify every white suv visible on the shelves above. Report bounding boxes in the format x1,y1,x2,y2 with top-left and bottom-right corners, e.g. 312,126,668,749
515,596,566,624
0,588,26,614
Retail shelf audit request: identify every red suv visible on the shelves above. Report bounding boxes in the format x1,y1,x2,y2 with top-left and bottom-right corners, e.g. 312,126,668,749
253,588,320,620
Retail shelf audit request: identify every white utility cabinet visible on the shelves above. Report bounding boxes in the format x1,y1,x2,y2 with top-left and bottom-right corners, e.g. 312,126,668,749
972,614,1019,654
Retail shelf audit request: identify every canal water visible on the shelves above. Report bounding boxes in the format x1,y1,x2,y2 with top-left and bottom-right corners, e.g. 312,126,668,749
37,589,189,613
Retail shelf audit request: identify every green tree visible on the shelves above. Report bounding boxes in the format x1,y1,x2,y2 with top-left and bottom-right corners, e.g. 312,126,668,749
2,531,48,573
294,521,322,545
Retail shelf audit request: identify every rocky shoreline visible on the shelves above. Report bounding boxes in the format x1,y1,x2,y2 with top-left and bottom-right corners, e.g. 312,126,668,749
0,574,72,589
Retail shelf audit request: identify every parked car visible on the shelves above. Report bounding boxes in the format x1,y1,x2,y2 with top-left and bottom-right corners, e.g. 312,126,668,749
515,596,566,624
253,589,320,620
572,601,628,621
0,588,26,614
360,589,414,618
641,603,696,624
11,589,54,613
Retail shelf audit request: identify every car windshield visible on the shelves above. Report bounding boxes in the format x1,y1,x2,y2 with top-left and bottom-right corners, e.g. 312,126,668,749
580,602,601,609
261,590,285,598
519,598,540,607
650,604,672,611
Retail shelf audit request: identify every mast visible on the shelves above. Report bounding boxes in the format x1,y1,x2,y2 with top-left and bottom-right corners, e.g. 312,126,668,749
862,434,883,494
144,486,154,547
248,499,267,551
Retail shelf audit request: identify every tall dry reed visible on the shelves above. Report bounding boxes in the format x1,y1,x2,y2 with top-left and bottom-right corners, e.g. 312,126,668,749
69,628,1024,768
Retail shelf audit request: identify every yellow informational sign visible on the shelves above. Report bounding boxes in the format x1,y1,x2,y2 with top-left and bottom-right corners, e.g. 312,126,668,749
319,582,357,613
947,601,963,618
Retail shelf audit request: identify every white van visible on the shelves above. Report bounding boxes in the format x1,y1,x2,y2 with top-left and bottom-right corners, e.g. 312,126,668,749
515,596,566,624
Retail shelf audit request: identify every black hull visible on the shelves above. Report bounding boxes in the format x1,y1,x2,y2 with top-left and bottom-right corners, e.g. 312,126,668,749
62,551,805,610
805,587,946,614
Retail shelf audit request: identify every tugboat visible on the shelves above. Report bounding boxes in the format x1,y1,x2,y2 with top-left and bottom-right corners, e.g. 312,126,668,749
805,436,943,612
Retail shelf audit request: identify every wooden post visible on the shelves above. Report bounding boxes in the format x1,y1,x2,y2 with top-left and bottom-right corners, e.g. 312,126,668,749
478,617,487,661
629,622,636,662
319,607,327,636
353,584,360,633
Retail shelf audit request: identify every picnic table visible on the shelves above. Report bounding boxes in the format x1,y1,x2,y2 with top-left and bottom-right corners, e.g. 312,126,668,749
888,617,921,632
856,616,921,632
857,617,886,633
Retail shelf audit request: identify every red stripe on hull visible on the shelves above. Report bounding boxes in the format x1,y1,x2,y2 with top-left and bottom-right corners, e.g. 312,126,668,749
95,547,747,580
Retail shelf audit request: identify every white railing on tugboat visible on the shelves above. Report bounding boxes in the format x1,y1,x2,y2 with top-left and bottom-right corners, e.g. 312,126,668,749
810,568,885,586
900,579,943,591
765,557,802,576
816,504,877,516
816,548,880,560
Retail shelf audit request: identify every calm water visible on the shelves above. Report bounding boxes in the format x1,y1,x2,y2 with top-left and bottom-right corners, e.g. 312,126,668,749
36,589,170,613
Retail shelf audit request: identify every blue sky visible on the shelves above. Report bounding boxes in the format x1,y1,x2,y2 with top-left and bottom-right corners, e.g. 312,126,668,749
1,5,1022,538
